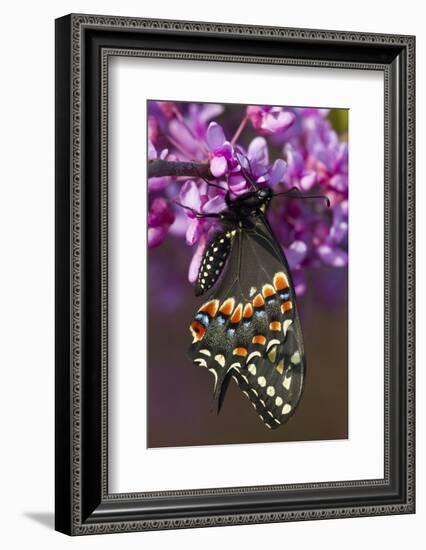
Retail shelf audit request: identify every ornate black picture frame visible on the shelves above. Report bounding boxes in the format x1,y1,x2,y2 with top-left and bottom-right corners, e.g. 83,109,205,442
55,14,415,535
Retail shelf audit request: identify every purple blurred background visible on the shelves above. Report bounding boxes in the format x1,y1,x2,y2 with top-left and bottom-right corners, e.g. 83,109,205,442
147,101,348,448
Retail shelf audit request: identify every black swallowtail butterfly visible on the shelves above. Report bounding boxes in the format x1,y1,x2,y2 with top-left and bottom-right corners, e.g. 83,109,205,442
185,168,328,430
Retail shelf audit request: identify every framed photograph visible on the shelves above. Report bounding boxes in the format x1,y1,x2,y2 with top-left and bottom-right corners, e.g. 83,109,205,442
55,14,415,535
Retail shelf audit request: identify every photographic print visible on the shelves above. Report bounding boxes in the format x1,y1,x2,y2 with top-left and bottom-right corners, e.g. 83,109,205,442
147,101,349,448
56,16,415,534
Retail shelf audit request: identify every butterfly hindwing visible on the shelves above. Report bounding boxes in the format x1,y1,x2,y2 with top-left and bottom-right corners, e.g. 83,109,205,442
189,214,305,428
232,317,304,428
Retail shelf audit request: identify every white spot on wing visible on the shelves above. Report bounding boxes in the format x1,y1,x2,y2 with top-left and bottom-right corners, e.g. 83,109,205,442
249,286,257,297
282,404,292,415
214,354,225,367
282,376,292,390
246,351,261,363
257,376,266,387
199,349,211,357
283,319,293,336
266,339,281,352
208,368,218,389
266,386,275,397
248,364,257,375
291,351,301,364
238,372,248,383
194,358,207,368
275,396,283,406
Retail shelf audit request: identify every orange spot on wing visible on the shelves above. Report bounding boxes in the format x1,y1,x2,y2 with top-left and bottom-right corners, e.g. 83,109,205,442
262,284,275,298
190,321,206,342
219,298,235,316
252,335,267,346
199,299,219,317
253,293,265,308
281,301,293,313
233,347,248,357
269,321,281,331
230,303,243,323
243,303,253,319
274,272,289,291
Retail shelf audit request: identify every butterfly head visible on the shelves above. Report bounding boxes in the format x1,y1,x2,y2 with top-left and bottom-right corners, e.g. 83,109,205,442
254,187,273,213
257,186,273,202
227,186,273,215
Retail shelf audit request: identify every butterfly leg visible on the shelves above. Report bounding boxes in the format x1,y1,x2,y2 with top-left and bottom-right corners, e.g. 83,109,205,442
274,187,330,207
281,186,299,194
198,176,228,193
174,201,225,219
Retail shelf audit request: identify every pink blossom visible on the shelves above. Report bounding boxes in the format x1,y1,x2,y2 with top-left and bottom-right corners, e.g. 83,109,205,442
247,106,295,135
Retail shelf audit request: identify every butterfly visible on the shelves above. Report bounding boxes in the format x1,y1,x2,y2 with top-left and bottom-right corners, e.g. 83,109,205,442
185,167,328,429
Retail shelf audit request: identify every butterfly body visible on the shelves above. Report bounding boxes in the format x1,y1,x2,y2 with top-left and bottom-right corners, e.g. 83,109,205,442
189,185,305,429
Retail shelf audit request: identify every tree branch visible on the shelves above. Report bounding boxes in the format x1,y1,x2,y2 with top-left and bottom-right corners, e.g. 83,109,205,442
148,160,211,179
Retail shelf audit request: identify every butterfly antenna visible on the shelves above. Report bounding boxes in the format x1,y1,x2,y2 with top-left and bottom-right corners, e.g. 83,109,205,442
193,168,228,193
173,200,196,214
235,152,258,191
273,187,330,208
203,179,227,192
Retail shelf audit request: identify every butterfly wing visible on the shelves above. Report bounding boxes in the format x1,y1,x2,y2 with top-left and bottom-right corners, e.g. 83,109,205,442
189,214,305,429
194,230,234,296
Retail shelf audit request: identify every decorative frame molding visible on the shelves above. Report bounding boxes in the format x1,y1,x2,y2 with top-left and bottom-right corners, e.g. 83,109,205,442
55,14,415,535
